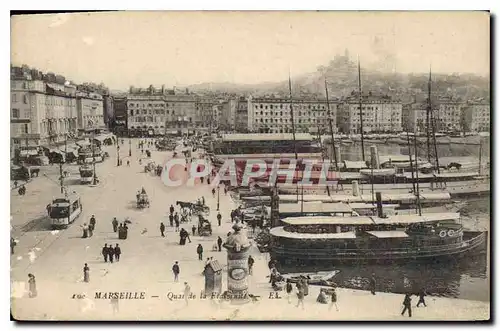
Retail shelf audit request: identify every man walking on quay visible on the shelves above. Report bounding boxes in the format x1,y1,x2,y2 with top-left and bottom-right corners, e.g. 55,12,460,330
212,188,216,197
217,212,222,226
108,244,114,263
401,293,412,317
248,255,255,275
416,288,427,307
112,217,119,232
160,222,166,237
174,213,180,232
102,244,109,262
369,273,376,295
114,244,121,262
217,236,223,252
184,282,191,306
88,222,94,237
197,244,204,261
192,224,196,236
83,263,90,283
172,261,180,282
170,204,174,215
169,214,174,227
11,237,16,255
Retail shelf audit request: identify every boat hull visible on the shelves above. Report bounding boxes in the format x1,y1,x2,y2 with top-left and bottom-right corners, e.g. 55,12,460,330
270,231,487,264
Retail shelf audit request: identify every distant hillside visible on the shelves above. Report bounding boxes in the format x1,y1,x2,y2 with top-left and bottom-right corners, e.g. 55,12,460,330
186,55,490,102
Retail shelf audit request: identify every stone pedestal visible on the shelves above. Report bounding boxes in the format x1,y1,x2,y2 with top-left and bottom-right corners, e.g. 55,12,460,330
223,222,251,304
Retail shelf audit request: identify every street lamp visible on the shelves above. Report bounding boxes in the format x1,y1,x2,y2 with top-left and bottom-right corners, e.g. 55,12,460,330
117,145,120,166
217,184,220,211
92,130,98,185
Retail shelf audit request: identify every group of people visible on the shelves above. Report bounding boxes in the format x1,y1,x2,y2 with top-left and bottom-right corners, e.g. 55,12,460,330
81,214,97,238
101,243,122,263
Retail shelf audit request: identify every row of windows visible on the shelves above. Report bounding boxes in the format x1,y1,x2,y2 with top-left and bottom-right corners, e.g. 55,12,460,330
256,104,329,110
254,118,330,124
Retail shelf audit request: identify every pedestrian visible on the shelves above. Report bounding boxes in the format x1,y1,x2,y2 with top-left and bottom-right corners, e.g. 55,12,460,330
172,261,180,282
160,222,165,237
14,180,18,188
369,273,376,295
102,244,108,262
46,204,51,216
329,288,339,311
248,255,255,275
230,210,235,222
169,214,174,227
90,214,96,226
81,223,89,238
224,186,227,195
285,279,293,303
201,196,206,205
88,223,94,237
83,263,90,282
200,176,204,184
114,244,121,262
212,188,216,197
217,212,222,226
184,282,191,306
217,236,223,252
197,244,203,261
28,273,37,298
11,237,16,255
112,217,119,232
401,293,412,317
296,283,305,309
174,213,180,232
170,204,174,215
192,224,196,236
108,244,114,263
416,288,427,307
127,160,130,167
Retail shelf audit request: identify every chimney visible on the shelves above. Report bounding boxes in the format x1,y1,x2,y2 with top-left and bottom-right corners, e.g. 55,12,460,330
334,145,341,165
352,180,360,197
376,192,383,218
370,145,380,169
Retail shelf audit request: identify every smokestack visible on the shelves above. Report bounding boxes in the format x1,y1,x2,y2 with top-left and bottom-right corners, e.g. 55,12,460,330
376,192,383,218
352,180,360,197
334,146,341,165
370,145,380,169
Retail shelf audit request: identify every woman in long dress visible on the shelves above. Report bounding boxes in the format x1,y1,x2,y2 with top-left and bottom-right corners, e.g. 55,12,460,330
28,273,37,298
83,263,90,283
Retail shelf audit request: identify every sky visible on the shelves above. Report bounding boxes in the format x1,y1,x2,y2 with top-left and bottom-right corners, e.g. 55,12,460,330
11,11,490,90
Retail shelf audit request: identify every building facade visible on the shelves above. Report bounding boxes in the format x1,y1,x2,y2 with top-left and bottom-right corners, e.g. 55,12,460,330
126,85,216,136
235,97,249,132
76,91,105,131
247,96,338,134
462,102,490,132
112,95,128,136
337,94,403,133
11,78,80,151
402,102,439,133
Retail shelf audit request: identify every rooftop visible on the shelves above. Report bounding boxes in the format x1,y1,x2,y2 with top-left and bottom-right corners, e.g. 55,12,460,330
221,133,313,142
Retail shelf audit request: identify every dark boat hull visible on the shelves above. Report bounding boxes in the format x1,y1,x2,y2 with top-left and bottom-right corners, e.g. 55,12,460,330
270,231,487,265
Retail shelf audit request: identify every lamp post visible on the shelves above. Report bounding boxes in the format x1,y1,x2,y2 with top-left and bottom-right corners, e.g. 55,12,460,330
217,184,220,211
92,129,98,185
117,144,120,166
129,137,132,157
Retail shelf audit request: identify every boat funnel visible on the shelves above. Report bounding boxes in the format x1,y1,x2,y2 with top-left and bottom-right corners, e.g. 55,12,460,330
376,192,384,218
370,145,380,169
352,180,360,197
334,146,341,165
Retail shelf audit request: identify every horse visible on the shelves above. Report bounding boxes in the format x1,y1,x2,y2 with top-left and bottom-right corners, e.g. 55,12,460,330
176,201,194,209
447,162,462,171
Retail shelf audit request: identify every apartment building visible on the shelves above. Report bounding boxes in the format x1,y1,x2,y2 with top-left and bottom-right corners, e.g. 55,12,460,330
337,93,403,133
462,101,490,132
247,96,338,134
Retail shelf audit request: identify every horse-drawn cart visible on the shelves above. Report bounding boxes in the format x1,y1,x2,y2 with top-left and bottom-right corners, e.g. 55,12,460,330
137,193,150,209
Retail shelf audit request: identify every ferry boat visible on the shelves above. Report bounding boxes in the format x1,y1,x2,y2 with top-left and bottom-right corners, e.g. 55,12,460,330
269,211,486,263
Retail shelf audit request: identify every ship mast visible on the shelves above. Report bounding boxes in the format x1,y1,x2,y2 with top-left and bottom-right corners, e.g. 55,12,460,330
429,69,441,174
478,136,482,176
406,131,418,214
288,72,300,205
325,79,338,170
358,59,366,162
412,132,422,216
426,67,432,163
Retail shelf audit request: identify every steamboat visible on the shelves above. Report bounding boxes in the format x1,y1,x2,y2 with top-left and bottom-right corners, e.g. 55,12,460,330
269,197,486,264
